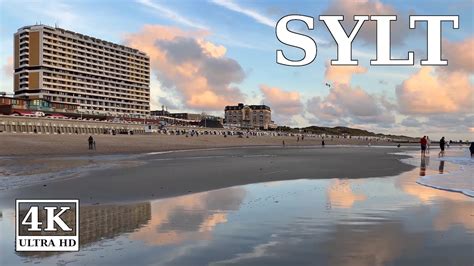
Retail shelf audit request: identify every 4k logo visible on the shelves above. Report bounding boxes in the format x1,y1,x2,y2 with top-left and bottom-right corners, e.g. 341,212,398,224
16,199,79,251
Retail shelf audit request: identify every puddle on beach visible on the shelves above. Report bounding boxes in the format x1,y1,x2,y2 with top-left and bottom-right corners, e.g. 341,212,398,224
0,149,473,265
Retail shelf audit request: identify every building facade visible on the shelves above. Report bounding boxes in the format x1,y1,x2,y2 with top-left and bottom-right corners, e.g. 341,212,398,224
224,103,272,129
13,25,150,116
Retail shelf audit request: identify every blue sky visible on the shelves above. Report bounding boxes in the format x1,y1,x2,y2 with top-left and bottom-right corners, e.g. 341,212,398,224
0,0,473,139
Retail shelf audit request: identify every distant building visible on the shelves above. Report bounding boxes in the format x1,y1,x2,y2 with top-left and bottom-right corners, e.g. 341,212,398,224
13,25,150,116
150,109,223,128
150,110,170,117
224,103,272,130
168,112,202,121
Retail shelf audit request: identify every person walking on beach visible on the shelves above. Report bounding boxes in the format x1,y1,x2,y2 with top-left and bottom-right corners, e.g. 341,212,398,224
282,140,286,147
439,137,446,157
420,136,427,157
469,142,474,158
322,139,325,147
93,140,96,150
88,136,94,150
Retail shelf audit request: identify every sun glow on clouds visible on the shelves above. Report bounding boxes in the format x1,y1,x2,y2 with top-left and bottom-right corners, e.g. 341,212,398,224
396,67,474,115
260,85,303,116
307,63,395,126
123,25,245,111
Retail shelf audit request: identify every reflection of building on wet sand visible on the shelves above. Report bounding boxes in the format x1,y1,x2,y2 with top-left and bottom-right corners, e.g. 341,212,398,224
78,202,151,245
17,202,151,258
130,187,246,246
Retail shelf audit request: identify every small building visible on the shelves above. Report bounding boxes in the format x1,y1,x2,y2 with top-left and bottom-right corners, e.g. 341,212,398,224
168,113,202,121
150,110,170,116
224,103,272,130
0,96,78,116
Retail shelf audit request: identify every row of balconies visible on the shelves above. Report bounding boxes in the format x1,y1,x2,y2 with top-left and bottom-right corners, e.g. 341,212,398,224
42,75,148,96
43,50,149,78
42,83,149,101
42,88,149,102
43,31,148,59
42,43,149,73
42,61,148,85
43,90,149,105
42,69,149,88
43,36,149,66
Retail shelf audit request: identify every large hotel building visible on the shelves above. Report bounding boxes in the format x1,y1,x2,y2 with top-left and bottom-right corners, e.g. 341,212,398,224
13,25,150,115
224,103,272,130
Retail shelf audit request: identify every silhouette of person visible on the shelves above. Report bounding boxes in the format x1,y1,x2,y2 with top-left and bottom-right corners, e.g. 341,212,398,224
439,137,446,157
88,136,94,150
420,136,427,157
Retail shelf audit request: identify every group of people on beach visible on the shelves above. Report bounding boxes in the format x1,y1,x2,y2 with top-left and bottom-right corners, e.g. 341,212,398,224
419,136,474,158
420,136,446,157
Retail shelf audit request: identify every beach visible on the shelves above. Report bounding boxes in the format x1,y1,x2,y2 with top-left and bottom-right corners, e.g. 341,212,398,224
0,133,401,156
0,145,415,205
0,146,472,265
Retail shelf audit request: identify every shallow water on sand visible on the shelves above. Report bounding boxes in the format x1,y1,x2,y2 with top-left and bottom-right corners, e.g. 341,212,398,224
0,149,473,265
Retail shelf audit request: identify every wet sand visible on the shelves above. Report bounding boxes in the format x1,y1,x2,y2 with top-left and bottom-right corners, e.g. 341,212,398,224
0,133,403,156
0,150,472,266
0,146,415,206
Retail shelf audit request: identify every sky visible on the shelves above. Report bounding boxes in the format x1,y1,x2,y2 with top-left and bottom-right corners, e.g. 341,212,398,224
0,0,472,140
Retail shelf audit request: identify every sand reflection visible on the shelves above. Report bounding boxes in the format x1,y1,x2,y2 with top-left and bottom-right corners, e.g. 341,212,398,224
397,156,474,231
130,187,246,246
327,222,421,266
326,179,367,208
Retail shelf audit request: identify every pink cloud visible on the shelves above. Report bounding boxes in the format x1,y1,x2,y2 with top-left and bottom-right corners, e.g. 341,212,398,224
323,0,410,45
3,56,13,77
308,62,394,126
324,62,367,85
396,67,473,115
443,37,474,73
260,85,303,116
307,84,394,125
123,25,245,111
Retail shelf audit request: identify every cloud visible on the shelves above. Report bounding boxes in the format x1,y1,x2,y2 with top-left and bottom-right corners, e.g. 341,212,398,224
211,0,275,27
326,179,367,208
400,117,421,127
123,25,246,111
136,0,207,29
36,1,79,28
324,62,367,85
260,85,303,116
157,96,181,111
2,56,13,77
307,63,395,126
443,37,474,73
323,0,410,45
396,67,473,115
130,187,245,246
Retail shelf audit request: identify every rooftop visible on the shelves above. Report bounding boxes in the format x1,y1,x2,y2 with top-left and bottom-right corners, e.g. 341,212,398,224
16,24,148,58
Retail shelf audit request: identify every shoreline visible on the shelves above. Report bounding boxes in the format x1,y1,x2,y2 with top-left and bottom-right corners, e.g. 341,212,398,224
0,146,416,207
